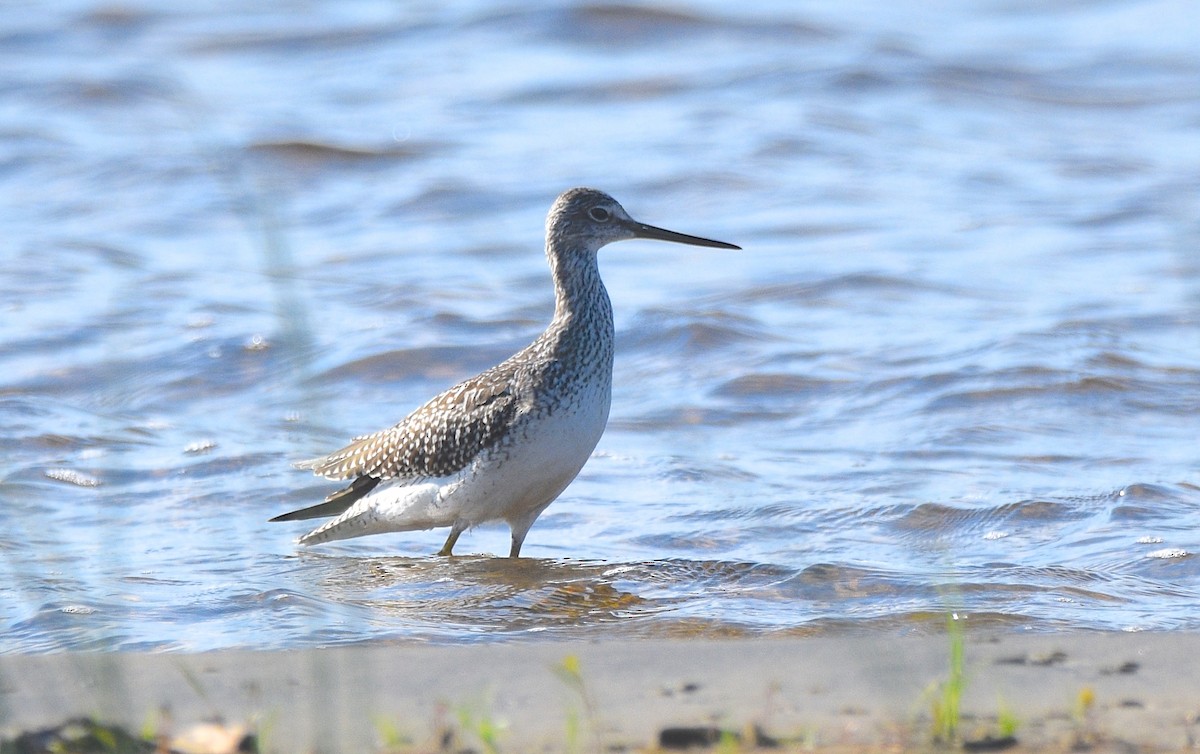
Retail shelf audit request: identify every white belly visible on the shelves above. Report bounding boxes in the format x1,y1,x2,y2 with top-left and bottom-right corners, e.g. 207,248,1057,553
449,381,612,527
298,379,611,545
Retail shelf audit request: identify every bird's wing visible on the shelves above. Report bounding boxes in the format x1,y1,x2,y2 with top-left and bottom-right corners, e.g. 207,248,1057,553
268,475,380,522
295,372,519,481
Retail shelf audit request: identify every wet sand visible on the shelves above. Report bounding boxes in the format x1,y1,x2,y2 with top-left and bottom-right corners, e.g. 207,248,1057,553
2,632,1198,752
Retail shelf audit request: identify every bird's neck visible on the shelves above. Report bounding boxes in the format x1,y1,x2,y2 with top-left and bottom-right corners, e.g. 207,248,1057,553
548,246,611,325
544,245,615,365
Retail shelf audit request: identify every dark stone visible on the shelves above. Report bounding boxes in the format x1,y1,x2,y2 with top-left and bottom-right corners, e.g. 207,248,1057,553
0,718,153,754
962,734,1019,752
658,726,733,749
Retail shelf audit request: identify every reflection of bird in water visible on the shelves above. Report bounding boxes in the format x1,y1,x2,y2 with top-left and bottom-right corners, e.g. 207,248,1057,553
271,188,738,556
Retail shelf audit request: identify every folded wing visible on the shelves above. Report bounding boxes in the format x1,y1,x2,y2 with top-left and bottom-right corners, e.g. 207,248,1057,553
272,372,518,523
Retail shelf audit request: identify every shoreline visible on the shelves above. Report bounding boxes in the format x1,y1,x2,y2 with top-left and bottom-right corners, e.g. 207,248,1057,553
2,632,1198,752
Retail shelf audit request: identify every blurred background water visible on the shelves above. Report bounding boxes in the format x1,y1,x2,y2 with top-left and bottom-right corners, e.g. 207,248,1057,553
0,0,1197,652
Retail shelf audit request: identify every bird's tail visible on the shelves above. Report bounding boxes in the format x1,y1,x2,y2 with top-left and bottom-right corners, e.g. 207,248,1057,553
296,481,445,545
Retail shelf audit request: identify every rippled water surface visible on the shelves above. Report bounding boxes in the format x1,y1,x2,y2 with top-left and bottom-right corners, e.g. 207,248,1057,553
2,0,1198,652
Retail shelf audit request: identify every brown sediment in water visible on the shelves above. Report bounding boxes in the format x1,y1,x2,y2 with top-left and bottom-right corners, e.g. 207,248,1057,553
1,633,1197,753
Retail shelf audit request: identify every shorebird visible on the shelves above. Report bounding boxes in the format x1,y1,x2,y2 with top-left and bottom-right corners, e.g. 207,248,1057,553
271,187,739,556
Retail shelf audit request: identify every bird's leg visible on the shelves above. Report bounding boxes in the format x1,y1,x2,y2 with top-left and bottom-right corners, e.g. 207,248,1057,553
438,521,466,556
507,506,547,558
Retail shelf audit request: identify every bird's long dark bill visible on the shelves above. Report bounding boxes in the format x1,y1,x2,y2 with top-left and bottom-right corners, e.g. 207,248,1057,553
632,221,741,250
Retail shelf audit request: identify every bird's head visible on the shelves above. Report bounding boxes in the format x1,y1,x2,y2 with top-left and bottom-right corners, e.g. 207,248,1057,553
546,187,740,256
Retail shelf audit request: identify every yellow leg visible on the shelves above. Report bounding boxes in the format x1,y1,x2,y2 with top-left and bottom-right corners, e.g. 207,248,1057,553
438,522,465,556
507,506,548,558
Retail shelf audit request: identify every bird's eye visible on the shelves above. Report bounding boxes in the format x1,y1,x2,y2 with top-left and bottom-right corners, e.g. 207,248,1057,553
588,207,611,222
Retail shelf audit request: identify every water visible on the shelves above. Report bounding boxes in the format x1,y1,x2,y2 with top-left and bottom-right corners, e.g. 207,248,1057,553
1,0,1197,652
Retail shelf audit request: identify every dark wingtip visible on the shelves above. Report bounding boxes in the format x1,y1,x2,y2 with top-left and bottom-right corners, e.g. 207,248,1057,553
269,500,342,523
269,509,307,523
270,476,381,523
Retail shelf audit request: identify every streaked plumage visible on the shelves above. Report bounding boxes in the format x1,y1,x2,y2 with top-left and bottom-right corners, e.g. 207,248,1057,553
271,187,739,557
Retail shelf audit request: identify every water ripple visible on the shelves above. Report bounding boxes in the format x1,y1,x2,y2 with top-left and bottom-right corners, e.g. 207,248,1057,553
1,0,1198,650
